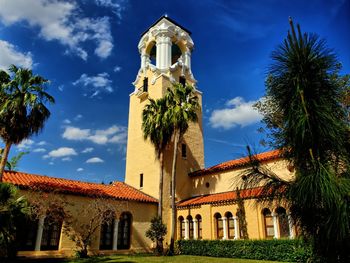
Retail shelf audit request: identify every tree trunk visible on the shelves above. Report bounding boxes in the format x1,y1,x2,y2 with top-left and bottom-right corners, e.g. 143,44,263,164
157,151,164,254
0,141,11,182
169,130,179,255
158,152,164,219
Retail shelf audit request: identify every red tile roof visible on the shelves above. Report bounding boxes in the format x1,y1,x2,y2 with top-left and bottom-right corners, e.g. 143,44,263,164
177,187,263,208
189,149,282,177
3,170,157,203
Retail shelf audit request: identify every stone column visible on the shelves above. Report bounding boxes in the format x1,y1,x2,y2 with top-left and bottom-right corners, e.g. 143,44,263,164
35,215,45,251
272,212,279,239
287,213,295,239
184,219,189,240
156,34,172,70
112,219,119,250
233,216,239,240
184,50,191,70
193,218,198,240
222,217,228,240
141,52,150,70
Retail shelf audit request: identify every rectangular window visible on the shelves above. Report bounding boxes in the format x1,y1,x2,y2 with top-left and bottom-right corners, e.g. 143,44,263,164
181,143,187,158
140,173,143,188
179,76,186,87
143,77,148,92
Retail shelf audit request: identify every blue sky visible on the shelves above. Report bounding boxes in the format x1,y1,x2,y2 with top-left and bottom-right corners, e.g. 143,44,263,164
0,0,349,183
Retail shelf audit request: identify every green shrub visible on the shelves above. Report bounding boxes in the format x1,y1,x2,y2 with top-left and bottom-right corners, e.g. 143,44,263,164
176,239,312,262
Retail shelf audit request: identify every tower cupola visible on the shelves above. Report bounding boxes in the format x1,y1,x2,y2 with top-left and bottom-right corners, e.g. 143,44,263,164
134,16,196,86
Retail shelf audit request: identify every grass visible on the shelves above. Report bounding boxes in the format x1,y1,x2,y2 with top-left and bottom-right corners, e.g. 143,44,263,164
63,255,284,263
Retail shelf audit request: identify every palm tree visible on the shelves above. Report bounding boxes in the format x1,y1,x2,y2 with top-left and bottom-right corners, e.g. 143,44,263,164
0,65,54,181
166,83,199,254
142,97,172,254
242,19,350,262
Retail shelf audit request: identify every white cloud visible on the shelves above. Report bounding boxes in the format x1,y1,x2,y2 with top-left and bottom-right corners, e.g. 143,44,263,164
0,40,33,71
33,148,46,153
63,119,71,124
77,167,84,172
0,0,116,60
113,65,122,72
62,157,72,162
49,161,54,165
73,73,113,97
82,147,94,153
58,85,64,91
62,125,127,145
37,141,47,146
74,114,83,121
46,147,77,158
16,139,34,150
209,97,262,129
86,157,104,163
62,127,90,140
94,0,127,19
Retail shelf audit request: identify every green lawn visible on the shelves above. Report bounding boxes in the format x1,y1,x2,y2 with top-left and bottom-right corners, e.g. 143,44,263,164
64,255,284,263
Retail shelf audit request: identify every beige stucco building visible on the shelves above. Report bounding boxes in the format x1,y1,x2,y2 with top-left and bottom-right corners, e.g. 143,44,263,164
4,16,296,257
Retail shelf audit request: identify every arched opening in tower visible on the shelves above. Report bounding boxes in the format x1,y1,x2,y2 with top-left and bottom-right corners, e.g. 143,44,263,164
149,43,156,66
172,43,182,65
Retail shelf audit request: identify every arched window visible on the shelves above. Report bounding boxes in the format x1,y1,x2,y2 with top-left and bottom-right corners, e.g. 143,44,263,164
195,215,202,240
118,212,132,249
214,213,223,239
187,215,193,239
178,216,185,239
225,212,235,239
100,210,115,250
262,208,274,239
276,207,290,238
41,214,63,250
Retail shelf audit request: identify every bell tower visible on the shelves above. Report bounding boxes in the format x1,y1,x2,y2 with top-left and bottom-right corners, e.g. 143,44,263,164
124,16,204,214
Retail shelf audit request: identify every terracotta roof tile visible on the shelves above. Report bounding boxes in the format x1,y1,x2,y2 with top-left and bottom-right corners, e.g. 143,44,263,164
3,170,157,203
189,149,282,177
177,187,263,208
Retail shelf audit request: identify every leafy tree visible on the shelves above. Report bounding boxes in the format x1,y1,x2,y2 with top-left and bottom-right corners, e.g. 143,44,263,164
0,183,28,258
166,83,199,254
142,97,173,253
63,198,123,258
146,216,167,255
0,65,54,181
241,18,350,262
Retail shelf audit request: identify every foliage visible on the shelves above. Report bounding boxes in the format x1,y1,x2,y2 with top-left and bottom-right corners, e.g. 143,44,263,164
0,183,29,258
146,216,167,255
0,149,29,171
176,239,311,262
165,83,199,254
241,18,350,262
63,198,124,258
0,65,54,180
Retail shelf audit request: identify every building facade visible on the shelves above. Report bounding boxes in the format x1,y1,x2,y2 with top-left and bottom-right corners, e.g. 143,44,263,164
3,17,296,257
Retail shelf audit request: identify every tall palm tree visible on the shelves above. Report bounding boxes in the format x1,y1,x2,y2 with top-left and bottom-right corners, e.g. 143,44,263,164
242,19,350,262
0,65,55,181
142,97,173,253
166,83,199,254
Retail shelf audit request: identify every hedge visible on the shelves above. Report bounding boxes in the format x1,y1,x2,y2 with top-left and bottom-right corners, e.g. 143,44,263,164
176,239,312,262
